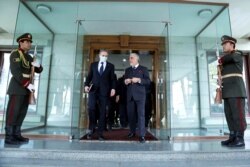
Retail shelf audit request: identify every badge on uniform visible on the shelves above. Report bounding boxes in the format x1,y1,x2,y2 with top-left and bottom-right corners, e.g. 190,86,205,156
13,58,20,62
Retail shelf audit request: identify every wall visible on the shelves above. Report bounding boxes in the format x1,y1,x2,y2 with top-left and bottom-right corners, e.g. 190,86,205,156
0,0,19,46
237,38,250,51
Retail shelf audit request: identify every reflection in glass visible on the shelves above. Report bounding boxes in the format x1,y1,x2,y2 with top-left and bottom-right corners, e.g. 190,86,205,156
2,2,54,130
197,8,232,133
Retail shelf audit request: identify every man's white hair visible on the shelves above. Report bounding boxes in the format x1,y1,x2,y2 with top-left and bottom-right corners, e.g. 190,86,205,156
130,53,140,61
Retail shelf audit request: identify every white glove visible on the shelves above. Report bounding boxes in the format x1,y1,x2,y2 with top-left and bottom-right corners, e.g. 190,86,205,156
31,61,41,68
27,84,35,92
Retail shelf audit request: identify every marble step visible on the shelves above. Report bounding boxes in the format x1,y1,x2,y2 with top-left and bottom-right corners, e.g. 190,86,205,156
1,147,250,162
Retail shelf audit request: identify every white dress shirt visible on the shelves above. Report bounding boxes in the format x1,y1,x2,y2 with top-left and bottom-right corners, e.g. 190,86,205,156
98,61,107,73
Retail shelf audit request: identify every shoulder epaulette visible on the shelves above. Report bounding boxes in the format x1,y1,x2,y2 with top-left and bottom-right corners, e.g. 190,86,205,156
235,50,243,55
10,49,18,55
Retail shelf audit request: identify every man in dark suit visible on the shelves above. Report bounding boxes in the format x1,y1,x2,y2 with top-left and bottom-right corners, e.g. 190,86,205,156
124,53,150,143
219,35,247,147
84,49,116,140
107,74,118,131
145,81,154,128
5,33,43,145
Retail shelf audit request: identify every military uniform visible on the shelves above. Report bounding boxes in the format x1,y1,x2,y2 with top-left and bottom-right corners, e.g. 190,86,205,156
219,35,247,147
5,33,43,145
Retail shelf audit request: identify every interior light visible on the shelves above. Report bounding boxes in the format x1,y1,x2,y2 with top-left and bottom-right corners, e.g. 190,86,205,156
198,9,213,18
36,4,52,14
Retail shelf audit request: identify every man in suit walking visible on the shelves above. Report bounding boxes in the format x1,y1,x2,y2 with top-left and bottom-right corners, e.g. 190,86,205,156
219,35,247,147
84,49,116,140
124,53,150,143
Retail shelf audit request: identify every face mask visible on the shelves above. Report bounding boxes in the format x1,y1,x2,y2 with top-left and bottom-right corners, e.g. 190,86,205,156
99,55,108,62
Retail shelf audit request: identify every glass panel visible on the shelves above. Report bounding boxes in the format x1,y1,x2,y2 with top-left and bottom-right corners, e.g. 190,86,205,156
168,3,225,137
45,3,79,132
2,2,53,131
159,22,171,139
17,1,232,139
244,56,250,130
70,19,86,139
197,8,232,134
0,53,11,131
243,61,250,119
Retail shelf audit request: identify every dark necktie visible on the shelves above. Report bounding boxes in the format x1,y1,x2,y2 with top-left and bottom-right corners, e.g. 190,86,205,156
100,62,104,75
132,66,136,75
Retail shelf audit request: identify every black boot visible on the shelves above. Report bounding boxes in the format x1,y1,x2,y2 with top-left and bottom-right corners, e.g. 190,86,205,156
228,131,245,147
13,126,29,143
221,131,235,146
4,126,20,145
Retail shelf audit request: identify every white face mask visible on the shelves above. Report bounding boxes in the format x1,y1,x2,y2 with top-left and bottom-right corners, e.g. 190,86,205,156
99,55,108,62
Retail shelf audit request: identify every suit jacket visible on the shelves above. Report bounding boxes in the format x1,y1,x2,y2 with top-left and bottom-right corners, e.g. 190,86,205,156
124,65,150,101
116,76,127,104
85,61,116,97
7,49,43,95
221,50,246,98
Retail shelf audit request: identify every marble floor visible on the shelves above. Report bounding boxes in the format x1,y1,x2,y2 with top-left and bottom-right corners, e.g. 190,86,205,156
1,127,250,167
0,136,250,152
0,138,250,167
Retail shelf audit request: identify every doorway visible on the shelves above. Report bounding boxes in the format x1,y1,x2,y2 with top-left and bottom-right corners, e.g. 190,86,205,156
79,35,168,132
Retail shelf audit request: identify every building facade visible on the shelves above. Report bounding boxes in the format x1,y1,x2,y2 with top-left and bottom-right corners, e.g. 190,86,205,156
0,0,249,140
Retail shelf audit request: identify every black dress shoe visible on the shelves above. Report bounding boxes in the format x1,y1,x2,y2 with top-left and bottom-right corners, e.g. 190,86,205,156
139,136,145,143
98,135,106,141
221,132,235,146
228,137,245,147
14,135,29,143
4,136,20,145
87,133,92,140
221,138,234,146
108,125,112,131
128,132,135,139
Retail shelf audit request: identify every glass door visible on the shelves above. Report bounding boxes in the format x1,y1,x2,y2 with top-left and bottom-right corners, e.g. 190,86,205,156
1,2,53,132
70,19,86,139
157,22,171,139
0,52,11,132
197,8,232,135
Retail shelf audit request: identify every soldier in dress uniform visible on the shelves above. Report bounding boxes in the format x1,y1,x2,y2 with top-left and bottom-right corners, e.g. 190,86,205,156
5,33,43,145
219,35,247,147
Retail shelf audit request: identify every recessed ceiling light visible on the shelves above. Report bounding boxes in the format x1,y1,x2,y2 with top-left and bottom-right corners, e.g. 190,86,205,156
123,58,127,62
36,4,52,14
198,9,213,18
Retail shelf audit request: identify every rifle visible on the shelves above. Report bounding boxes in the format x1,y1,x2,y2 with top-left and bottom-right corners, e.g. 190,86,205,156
214,46,222,104
29,45,37,105
214,65,222,104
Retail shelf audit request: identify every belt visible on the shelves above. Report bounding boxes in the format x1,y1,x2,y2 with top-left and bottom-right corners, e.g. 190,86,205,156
22,74,30,78
221,73,243,79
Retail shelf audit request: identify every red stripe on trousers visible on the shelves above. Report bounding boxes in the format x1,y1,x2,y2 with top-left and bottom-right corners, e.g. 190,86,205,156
7,96,16,126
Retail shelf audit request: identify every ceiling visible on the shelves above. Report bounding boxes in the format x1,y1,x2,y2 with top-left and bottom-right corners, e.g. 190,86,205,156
185,0,250,38
0,0,250,38
22,1,223,36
